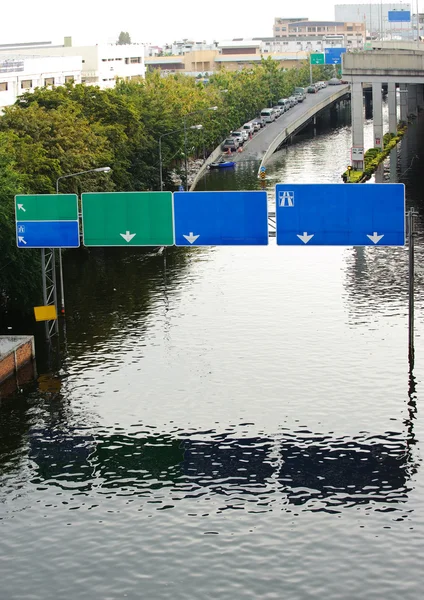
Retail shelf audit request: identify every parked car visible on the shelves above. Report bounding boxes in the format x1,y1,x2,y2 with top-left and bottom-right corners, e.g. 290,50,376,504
251,120,261,131
293,92,305,102
277,98,291,111
307,84,318,93
222,138,239,152
260,108,276,123
272,106,283,117
242,122,255,136
328,78,342,85
230,131,245,145
252,116,265,128
288,96,298,106
294,86,307,97
316,81,327,89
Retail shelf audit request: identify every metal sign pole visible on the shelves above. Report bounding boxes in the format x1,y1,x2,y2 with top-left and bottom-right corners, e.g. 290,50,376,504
408,208,416,367
40,248,49,343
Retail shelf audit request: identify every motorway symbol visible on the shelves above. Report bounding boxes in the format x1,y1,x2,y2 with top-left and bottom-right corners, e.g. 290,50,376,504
173,191,268,246
260,166,266,173
275,183,405,246
82,192,174,247
279,191,294,207
15,194,79,248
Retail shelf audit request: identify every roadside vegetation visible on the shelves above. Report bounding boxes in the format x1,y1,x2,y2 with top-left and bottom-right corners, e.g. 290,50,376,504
0,58,332,310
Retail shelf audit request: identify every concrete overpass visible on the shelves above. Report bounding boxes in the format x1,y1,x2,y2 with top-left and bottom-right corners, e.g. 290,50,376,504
343,42,424,169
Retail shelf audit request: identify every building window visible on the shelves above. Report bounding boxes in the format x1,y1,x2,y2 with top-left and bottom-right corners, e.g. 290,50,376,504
21,80,32,89
0,82,8,91
130,57,141,63
44,77,54,86
65,76,74,83
347,26,353,31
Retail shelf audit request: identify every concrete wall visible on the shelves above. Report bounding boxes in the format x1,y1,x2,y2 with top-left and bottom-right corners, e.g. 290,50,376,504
343,50,424,81
0,337,35,384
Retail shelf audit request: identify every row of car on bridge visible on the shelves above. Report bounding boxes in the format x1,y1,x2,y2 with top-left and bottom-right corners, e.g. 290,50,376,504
222,81,331,152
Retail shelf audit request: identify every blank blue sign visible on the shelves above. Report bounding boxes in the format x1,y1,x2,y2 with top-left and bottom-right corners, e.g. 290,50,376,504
173,191,268,246
324,47,346,65
388,10,410,22
275,184,405,246
16,221,80,248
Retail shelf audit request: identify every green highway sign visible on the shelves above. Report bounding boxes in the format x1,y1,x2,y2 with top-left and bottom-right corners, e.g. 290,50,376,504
81,192,174,246
15,194,78,221
310,53,325,65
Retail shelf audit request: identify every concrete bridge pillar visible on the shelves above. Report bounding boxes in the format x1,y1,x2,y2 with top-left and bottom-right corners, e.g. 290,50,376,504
417,84,424,109
388,82,397,135
351,81,364,170
408,84,418,117
399,84,408,122
372,82,383,149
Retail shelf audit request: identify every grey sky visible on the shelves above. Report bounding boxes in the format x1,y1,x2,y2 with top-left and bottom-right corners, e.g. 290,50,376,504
3,1,357,46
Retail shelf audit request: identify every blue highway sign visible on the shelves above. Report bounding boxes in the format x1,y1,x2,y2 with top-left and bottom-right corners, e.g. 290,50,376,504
324,47,346,65
16,221,80,248
173,191,268,246
275,183,405,246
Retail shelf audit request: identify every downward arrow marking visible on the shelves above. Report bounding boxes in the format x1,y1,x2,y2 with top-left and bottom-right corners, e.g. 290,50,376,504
120,230,136,243
297,232,314,244
367,232,384,244
183,232,200,244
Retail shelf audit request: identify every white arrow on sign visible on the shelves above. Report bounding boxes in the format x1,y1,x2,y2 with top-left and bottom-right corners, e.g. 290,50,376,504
367,232,384,244
18,236,27,245
183,232,200,244
297,232,314,244
120,231,136,243
17,204,26,212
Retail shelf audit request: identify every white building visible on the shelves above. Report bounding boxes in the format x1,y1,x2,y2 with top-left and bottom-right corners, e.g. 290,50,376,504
0,55,82,110
0,38,146,91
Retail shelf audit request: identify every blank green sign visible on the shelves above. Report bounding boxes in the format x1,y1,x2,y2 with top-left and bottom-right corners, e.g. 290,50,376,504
82,192,174,246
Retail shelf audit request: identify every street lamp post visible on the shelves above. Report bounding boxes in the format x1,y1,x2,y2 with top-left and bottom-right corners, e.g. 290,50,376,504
183,106,217,190
56,166,111,315
159,125,202,192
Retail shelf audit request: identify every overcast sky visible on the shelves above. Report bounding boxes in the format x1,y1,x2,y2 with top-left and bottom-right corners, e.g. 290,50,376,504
4,1,413,47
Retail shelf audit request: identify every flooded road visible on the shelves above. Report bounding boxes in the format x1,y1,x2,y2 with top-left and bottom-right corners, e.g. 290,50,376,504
1,100,423,600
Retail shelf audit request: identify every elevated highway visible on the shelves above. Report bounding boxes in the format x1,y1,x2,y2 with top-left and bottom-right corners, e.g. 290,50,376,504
190,85,350,189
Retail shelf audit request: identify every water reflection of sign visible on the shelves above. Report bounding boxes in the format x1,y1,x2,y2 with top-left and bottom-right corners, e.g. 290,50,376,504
351,146,364,161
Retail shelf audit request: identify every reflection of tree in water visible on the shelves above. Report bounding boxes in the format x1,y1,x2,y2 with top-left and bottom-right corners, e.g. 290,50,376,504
61,245,199,360
27,427,417,514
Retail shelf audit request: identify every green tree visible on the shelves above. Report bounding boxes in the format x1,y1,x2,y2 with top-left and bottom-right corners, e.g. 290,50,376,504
117,31,131,45
0,132,41,309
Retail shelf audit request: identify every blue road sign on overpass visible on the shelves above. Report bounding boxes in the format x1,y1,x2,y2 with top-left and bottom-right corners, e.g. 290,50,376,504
324,47,346,65
275,184,405,246
16,221,80,248
173,191,268,246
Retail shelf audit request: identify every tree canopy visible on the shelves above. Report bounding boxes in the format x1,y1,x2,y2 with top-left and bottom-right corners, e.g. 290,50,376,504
117,32,131,45
0,61,330,310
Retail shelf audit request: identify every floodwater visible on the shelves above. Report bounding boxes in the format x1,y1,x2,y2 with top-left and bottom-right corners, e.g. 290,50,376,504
1,98,423,600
